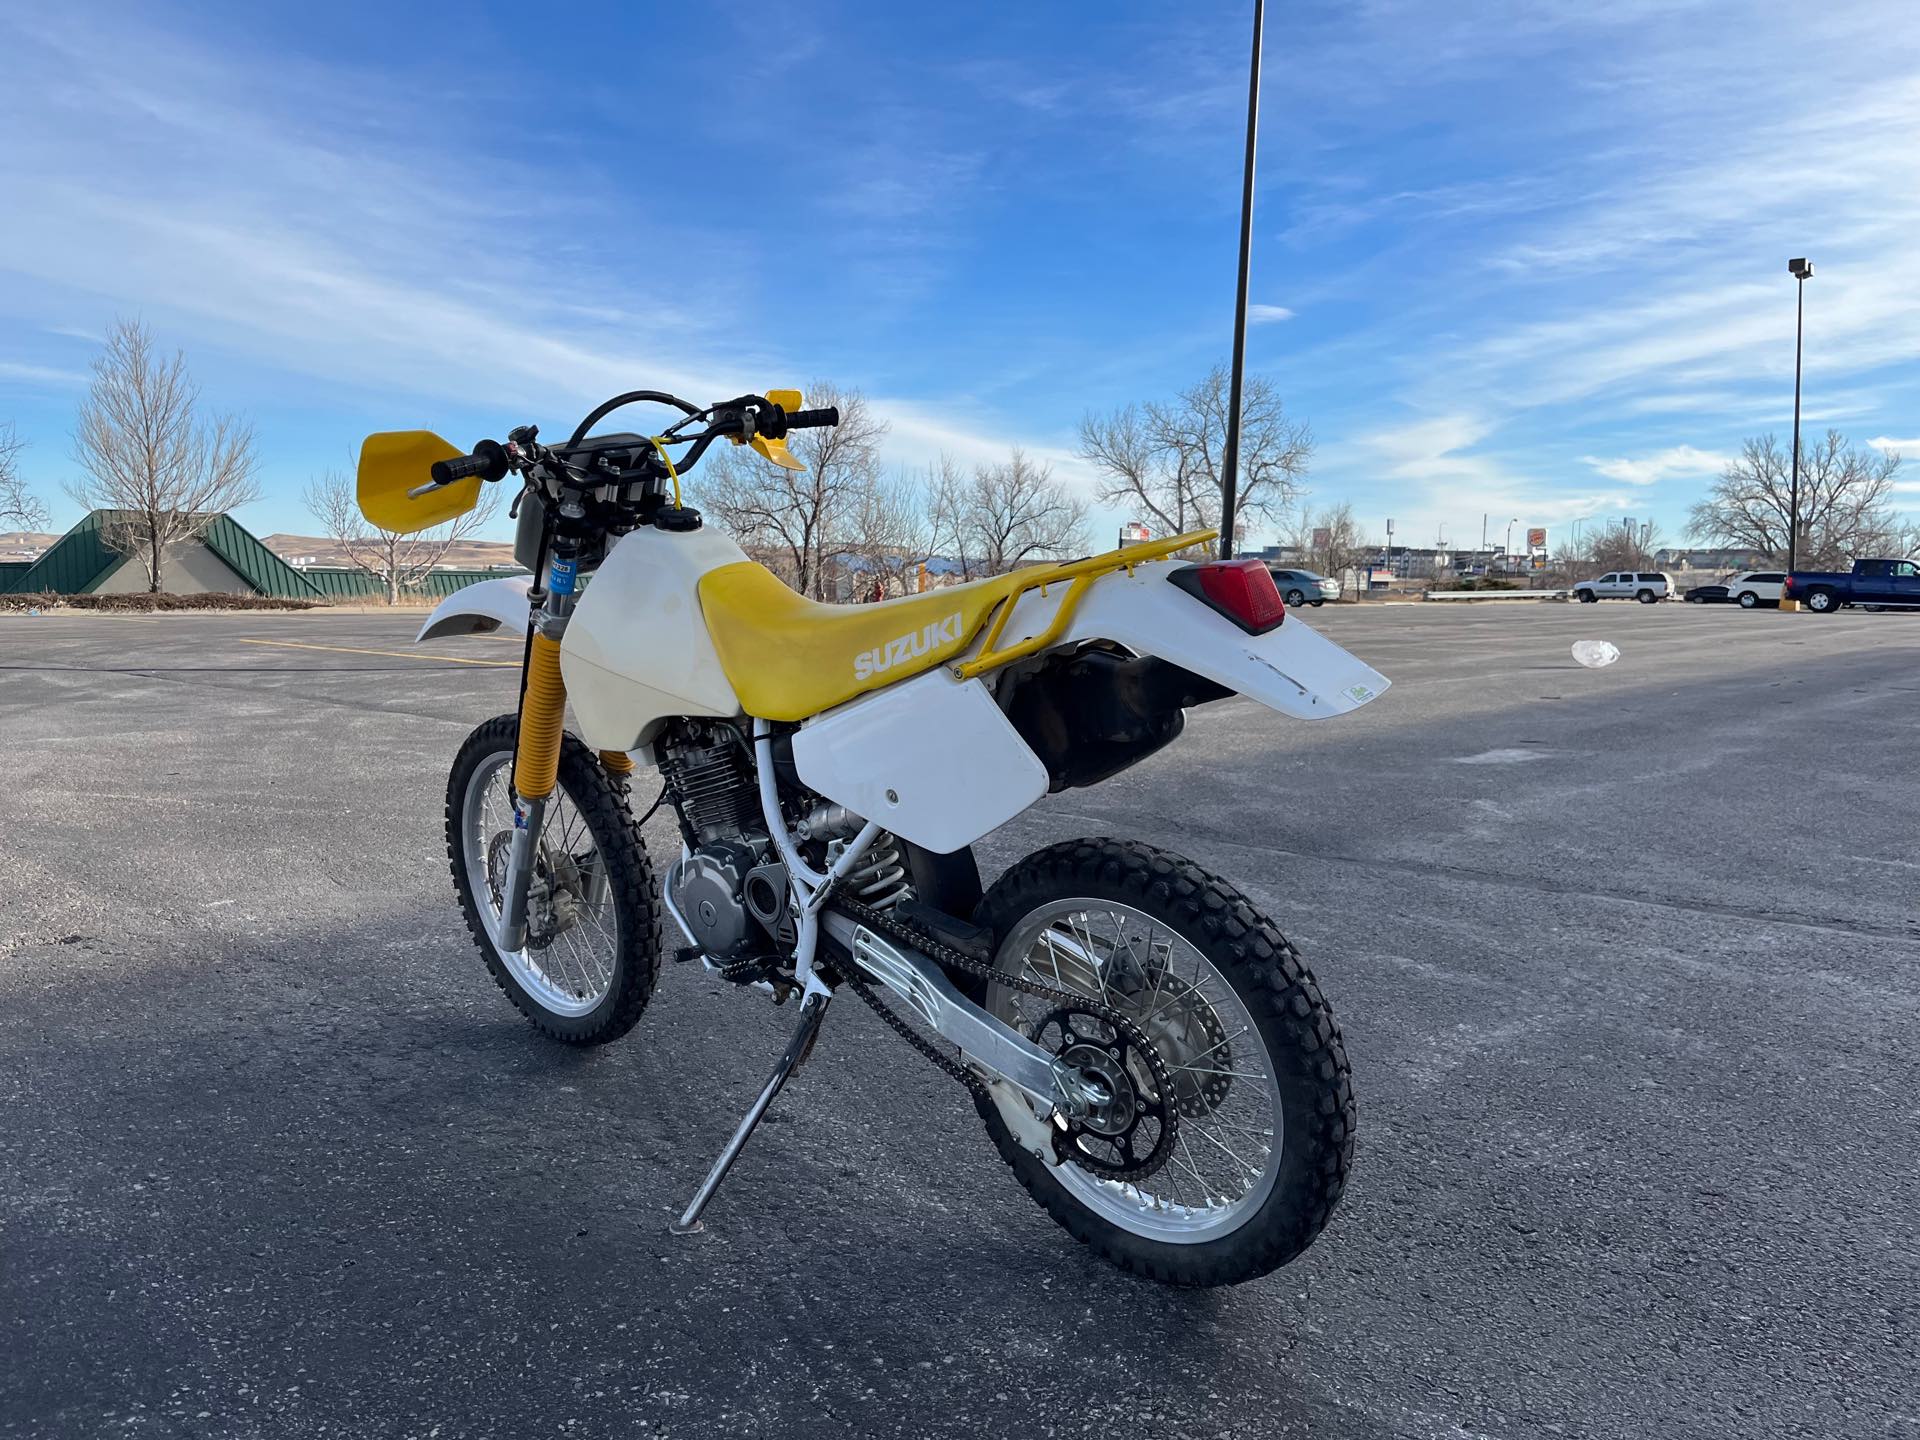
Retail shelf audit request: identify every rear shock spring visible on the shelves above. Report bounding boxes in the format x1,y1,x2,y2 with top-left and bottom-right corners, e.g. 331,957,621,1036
832,835,911,910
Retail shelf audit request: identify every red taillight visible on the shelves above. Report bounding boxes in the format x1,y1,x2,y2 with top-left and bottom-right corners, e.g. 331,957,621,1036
1781,575,1794,592
1167,558,1287,634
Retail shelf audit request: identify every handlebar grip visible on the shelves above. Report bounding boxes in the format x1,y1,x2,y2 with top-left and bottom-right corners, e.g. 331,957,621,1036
430,438,509,487
780,406,839,431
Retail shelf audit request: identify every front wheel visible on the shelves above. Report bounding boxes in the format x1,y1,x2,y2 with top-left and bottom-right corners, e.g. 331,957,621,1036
1738,591,1758,609
975,840,1354,1287
446,715,661,1044
1578,590,1598,603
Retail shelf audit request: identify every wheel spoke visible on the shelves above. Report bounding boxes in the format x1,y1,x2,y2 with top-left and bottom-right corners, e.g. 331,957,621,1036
461,754,622,1018
1189,1122,1262,1182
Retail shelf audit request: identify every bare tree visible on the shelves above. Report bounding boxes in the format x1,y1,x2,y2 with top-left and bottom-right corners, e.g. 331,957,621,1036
701,382,886,598
0,422,46,531
945,449,1088,576
304,467,501,604
1079,365,1310,547
1286,500,1366,577
1572,517,1664,574
66,319,260,592
835,471,935,600
924,454,978,580
1688,431,1903,568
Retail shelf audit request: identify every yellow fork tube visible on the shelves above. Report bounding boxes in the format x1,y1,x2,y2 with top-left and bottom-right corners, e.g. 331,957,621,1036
513,632,567,801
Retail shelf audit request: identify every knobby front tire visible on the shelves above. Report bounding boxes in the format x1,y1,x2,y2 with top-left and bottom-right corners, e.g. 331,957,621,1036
445,715,661,1045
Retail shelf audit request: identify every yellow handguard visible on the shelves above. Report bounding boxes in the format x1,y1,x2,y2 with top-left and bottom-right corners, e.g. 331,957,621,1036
357,431,481,533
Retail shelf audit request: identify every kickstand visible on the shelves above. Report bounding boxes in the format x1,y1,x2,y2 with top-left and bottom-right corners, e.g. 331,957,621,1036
670,990,832,1235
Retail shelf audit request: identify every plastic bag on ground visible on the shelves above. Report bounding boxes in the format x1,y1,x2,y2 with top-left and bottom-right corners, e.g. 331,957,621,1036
1571,640,1620,669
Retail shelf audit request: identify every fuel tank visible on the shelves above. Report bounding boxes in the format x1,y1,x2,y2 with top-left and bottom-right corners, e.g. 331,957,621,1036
560,526,748,750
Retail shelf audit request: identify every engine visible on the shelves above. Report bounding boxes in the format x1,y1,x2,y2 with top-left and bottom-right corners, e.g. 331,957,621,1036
661,721,911,963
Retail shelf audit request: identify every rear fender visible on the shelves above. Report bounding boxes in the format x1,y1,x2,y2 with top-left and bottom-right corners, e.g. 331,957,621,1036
1052,561,1389,719
415,577,533,643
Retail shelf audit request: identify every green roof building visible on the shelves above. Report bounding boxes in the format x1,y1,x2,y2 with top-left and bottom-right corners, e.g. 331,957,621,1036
1,511,522,602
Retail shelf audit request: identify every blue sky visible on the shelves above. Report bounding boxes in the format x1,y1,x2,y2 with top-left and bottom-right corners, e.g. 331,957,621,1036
2,0,1916,550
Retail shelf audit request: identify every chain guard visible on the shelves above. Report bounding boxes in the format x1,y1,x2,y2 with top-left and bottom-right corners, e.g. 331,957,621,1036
831,897,1179,1182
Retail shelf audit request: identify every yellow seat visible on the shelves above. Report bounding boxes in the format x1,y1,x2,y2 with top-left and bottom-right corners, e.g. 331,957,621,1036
698,563,1033,722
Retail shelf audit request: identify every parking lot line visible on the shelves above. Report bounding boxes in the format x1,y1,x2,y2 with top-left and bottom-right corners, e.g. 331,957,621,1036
236,636,519,668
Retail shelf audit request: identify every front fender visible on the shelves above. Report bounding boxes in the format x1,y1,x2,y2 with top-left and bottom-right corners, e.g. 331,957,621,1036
1059,562,1389,719
415,577,533,643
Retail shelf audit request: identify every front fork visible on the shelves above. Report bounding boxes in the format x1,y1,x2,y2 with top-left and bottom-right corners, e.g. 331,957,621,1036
499,532,582,953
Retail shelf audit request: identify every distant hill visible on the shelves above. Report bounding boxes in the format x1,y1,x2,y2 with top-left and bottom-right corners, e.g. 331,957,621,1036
261,533,521,569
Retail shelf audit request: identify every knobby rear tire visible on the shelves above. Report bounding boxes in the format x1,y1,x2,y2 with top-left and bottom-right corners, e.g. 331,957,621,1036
445,715,661,1045
974,839,1355,1288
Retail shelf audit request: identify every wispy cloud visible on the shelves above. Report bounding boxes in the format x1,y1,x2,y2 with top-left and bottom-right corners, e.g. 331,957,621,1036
1248,304,1294,324
0,360,88,387
1868,436,1919,456
1582,445,1729,486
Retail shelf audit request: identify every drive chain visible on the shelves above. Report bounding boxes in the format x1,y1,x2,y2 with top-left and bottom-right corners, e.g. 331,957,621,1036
827,897,1178,1181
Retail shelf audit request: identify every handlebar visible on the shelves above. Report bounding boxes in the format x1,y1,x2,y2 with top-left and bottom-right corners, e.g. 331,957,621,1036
428,438,510,488
404,392,842,502
774,406,840,433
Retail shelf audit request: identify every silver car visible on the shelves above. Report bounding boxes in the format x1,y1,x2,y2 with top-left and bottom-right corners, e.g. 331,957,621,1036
1267,567,1340,607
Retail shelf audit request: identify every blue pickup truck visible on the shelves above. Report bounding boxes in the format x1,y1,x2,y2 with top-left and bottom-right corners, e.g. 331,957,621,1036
1781,557,1920,613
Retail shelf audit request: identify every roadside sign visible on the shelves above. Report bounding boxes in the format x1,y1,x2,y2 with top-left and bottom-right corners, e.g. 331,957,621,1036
1527,527,1547,549
1312,527,1331,549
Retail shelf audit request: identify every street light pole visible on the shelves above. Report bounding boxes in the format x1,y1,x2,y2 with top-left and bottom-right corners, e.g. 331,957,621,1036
1218,0,1264,561
1787,258,1813,573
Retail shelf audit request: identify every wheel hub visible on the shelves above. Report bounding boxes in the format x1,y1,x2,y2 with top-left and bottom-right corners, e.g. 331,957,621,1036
1031,1005,1175,1180
1059,1042,1139,1136
485,830,587,949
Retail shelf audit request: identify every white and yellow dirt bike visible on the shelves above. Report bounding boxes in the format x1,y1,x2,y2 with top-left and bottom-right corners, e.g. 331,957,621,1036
358,388,1388,1288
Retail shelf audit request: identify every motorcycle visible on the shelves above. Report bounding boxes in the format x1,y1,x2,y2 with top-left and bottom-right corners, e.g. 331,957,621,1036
356,387,1388,1288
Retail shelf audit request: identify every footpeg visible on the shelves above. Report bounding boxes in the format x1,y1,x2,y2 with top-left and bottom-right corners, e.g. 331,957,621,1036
669,990,831,1234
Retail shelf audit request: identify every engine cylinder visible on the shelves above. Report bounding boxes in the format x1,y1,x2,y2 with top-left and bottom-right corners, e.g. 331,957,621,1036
663,726,759,844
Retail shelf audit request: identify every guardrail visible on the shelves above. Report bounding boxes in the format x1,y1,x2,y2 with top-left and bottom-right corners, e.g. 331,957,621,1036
1422,589,1569,602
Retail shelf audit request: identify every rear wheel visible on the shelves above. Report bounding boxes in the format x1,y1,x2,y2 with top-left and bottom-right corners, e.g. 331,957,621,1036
1738,591,1758,609
447,715,660,1044
1805,587,1840,613
975,839,1354,1287
1636,588,1656,604
1285,587,1307,608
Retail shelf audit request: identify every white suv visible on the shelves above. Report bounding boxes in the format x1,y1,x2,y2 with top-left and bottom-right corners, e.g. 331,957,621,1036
1726,571,1786,608
1573,571,1674,604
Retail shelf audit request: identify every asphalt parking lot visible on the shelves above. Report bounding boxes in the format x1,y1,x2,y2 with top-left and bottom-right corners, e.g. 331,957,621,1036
3,600,1916,1439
